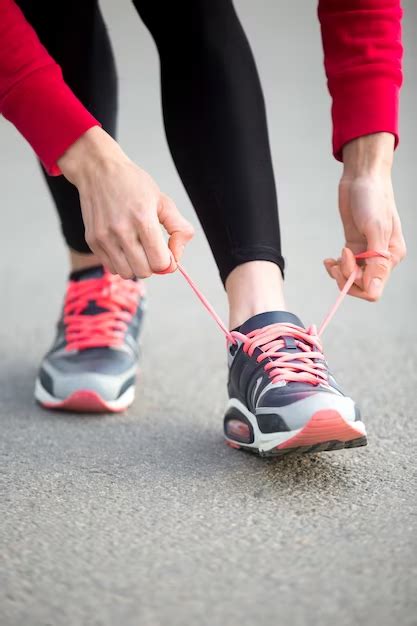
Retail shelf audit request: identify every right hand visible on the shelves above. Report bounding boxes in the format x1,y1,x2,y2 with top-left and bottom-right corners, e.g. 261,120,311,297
58,127,194,278
323,133,406,302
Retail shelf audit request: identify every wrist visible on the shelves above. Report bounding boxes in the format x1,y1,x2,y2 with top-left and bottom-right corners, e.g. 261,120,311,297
342,133,394,179
58,127,127,184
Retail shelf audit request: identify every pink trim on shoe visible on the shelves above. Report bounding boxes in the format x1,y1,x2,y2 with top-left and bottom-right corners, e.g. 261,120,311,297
39,390,130,413
276,409,365,450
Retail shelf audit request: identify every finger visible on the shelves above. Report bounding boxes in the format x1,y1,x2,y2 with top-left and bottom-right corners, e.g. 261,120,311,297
158,194,194,263
86,237,117,275
154,252,176,275
341,247,365,290
329,264,372,301
340,247,356,279
323,258,338,279
121,238,153,279
91,229,136,279
363,256,391,301
362,225,391,300
135,209,171,273
389,213,407,268
104,244,135,279
324,254,364,291
95,245,117,275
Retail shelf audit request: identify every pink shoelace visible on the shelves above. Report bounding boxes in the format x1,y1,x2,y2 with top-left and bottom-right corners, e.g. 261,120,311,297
64,272,144,351
173,251,389,387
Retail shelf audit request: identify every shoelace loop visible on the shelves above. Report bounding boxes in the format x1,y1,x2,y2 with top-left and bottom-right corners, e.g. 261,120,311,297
64,272,144,351
176,250,389,385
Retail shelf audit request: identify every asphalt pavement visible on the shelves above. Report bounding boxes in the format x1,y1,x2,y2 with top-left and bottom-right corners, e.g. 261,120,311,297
1,1,416,625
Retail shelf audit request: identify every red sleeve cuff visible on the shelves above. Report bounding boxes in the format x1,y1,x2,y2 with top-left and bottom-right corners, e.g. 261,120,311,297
1,64,100,175
332,76,399,162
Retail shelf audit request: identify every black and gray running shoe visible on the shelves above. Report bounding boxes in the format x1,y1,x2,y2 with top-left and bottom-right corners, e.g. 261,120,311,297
35,266,145,413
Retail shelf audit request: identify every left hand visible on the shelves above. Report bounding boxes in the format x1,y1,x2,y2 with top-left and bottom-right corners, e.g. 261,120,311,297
324,133,406,302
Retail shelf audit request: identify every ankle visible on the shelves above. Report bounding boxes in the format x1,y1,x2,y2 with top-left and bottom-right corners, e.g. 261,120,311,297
225,261,286,329
69,248,102,272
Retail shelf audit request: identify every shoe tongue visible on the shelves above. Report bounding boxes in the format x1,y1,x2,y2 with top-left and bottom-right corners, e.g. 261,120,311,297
237,311,304,335
69,265,105,282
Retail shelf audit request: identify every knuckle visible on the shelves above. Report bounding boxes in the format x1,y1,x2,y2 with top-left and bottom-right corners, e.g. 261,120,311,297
136,217,153,237
120,270,134,280
366,291,380,303
111,221,132,239
84,232,95,249
183,222,195,240
129,200,149,224
162,193,175,208
94,229,109,245
137,268,152,279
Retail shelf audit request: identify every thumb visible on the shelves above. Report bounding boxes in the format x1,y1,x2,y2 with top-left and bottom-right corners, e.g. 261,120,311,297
362,224,391,301
158,194,194,264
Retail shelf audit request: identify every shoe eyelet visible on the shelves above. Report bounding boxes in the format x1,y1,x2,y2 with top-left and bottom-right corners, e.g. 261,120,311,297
229,343,238,357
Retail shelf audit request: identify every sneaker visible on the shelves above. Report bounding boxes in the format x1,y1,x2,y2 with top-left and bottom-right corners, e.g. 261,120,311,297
224,311,366,457
35,266,145,413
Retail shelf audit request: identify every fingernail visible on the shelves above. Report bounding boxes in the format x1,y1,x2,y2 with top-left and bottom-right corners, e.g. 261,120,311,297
369,278,382,298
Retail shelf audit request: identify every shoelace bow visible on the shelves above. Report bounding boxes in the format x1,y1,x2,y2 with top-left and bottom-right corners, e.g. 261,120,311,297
64,272,144,351
175,250,389,387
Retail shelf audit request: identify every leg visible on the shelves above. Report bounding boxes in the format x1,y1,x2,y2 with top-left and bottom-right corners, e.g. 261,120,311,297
133,1,366,457
16,2,145,413
15,0,118,271
133,0,285,327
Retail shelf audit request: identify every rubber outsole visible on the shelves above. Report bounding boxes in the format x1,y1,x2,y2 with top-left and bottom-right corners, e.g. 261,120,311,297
226,435,367,457
225,408,367,457
35,379,135,414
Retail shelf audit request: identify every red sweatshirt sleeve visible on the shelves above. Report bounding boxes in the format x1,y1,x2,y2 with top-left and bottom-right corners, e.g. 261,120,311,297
0,0,100,174
318,0,403,161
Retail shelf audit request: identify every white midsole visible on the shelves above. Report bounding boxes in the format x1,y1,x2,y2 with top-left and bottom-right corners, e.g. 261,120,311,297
34,378,135,410
224,397,366,453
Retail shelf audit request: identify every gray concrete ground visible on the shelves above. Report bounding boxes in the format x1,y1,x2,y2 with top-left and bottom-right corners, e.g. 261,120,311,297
1,1,416,625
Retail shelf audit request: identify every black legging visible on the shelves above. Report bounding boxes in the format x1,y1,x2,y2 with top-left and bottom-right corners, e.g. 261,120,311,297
16,0,284,284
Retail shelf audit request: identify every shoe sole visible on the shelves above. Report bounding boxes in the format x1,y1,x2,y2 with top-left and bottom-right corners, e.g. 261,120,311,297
224,398,367,457
34,378,135,414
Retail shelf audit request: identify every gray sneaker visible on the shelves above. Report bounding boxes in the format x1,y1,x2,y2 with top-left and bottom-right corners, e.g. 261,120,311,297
35,266,145,413
224,311,366,456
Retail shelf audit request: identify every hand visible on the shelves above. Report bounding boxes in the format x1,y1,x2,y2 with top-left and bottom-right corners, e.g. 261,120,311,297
324,133,406,301
58,127,194,278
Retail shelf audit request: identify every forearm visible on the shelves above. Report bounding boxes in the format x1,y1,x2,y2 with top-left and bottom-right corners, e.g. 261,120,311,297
0,0,99,174
342,133,394,178
58,127,128,185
